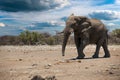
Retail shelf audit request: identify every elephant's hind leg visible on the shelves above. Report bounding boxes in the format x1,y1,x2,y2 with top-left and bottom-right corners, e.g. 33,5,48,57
92,44,101,58
102,40,110,58
92,38,104,58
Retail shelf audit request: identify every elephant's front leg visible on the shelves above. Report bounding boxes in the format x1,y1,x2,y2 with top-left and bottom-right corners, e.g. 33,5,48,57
74,35,81,58
77,38,89,59
76,31,90,59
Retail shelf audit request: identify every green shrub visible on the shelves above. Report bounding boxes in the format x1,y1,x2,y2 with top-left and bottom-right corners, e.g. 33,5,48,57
19,31,42,45
45,37,55,45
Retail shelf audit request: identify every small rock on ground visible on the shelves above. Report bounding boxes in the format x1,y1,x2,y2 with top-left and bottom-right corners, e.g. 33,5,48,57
31,75,57,80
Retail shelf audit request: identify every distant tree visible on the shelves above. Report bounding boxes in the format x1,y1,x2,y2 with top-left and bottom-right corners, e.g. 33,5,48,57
45,37,55,45
108,29,120,44
112,29,120,38
42,32,51,37
0,30,74,45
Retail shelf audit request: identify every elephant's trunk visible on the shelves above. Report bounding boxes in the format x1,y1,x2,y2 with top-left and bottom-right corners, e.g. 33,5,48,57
62,32,71,56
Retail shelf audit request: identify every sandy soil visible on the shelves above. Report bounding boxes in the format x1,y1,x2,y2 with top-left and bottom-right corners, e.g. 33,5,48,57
0,45,120,80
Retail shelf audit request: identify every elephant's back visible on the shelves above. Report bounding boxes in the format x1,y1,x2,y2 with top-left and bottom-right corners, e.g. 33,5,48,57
90,18,107,32
89,19,107,44
90,19,104,27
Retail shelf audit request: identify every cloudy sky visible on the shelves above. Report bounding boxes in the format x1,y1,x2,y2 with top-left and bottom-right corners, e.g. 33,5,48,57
0,0,120,36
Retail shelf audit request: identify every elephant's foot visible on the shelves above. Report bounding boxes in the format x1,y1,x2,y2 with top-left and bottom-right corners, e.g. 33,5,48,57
92,54,98,58
104,54,110,58
76,54,85,59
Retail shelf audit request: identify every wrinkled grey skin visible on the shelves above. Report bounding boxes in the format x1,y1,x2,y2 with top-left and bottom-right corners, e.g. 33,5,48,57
62,14,110,59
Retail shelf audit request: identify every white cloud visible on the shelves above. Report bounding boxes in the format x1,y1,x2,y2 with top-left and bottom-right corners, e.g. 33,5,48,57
48,20,57,25
1,1,119,23
54,0,70,8
105,22,120,32
38,0,70,9
115,0,120,5
89,10,120,20
107,23,116,26
0,22,5,27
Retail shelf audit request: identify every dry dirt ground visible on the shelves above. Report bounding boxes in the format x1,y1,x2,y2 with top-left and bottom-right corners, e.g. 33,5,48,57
0,45,120,80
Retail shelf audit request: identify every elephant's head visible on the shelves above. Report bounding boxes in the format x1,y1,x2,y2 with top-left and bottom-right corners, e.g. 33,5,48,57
62,14,91,56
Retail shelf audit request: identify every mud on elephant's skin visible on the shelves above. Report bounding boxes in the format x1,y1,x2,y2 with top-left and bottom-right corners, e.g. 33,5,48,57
61,14,110,59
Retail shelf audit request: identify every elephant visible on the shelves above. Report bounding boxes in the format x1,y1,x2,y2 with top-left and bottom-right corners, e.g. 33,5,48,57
61,14,110,59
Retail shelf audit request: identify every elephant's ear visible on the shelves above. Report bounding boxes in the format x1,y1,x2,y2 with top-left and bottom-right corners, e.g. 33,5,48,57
81,17,92,30
74,16,88,24
80,16,88,22
81,22,92,33
85,18,91,27
74,16,81,23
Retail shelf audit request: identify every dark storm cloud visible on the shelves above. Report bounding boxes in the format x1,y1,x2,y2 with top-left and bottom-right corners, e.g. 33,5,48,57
0,0,69,12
